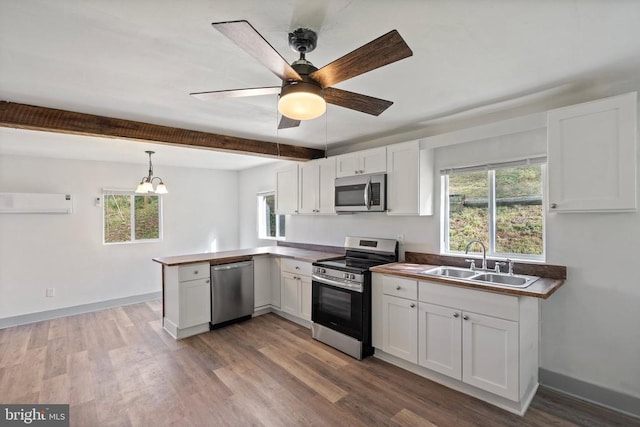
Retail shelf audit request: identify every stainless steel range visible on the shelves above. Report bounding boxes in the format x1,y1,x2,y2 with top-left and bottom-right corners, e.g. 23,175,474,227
311,236,398,360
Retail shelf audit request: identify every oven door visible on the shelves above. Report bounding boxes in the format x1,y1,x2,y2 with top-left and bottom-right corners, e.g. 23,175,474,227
312,276,364,340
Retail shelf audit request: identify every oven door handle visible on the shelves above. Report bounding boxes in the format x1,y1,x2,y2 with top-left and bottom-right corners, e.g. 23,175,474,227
312,274,364,293
363,178,371,210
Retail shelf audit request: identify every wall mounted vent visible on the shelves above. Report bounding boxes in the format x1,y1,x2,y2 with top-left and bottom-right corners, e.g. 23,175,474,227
0,193,73,214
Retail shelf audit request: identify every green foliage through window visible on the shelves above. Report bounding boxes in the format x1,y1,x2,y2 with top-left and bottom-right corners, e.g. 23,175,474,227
444,165,544,258
104,193,161,243
258,192,285,239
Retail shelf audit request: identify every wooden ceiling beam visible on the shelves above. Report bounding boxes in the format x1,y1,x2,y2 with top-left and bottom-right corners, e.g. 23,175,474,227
0,101,325,161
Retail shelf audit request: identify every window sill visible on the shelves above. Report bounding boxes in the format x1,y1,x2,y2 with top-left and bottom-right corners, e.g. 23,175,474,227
104,239,163,246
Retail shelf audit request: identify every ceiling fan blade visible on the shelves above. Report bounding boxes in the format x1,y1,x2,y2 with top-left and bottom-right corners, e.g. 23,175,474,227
212,20,302,82
190,86,281,100
323,87,393,116
278,115,301,129
310,30,413,88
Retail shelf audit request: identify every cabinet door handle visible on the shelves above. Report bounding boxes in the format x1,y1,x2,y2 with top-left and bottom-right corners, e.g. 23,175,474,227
295,266,300,270
453,312,459,318
396,286,401,290
550,203,558,209
410,303,416,308
463,315,469,321
205,279,210,283
194,270,198,274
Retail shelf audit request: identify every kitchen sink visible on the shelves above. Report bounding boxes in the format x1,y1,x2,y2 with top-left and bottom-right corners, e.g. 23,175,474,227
422,266,477,279
471,273,534,287
422,266,539,288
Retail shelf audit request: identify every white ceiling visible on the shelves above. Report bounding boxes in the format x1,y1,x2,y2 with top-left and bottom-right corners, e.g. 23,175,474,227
2,0,640,169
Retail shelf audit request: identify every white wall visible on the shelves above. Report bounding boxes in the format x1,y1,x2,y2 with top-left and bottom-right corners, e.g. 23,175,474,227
0,155,239,319
237,103,640,400
238,160,295,249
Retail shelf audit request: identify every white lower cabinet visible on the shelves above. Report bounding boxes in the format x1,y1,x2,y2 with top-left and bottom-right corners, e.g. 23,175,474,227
178,277,211,329
461,310,519,400
299,275,312,321
253,256,273,310
163,262,211,339
253,255,282,310
417,302,462,379
281,272,300,316
280,259,312,323
418,301,519,400
373,273,539,414
270,257,281,308
382,294,418,363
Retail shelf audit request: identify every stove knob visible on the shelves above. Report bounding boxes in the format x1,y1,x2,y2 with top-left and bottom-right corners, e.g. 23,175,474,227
343,273,349,279
350,274,356,280
321,268,326,274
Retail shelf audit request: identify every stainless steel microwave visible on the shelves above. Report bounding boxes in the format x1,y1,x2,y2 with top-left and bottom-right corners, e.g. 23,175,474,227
334,173,386,213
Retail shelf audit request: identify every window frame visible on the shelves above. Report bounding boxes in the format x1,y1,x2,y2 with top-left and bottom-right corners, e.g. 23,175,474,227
257,191,285,240
440,160,546,262
102,190,163,245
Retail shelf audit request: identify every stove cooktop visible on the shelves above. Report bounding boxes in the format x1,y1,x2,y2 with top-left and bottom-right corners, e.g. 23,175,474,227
314,257,388,274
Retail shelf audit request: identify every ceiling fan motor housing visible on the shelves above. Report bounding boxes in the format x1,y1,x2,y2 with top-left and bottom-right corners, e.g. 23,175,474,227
289,28,318,54
283,60,322,94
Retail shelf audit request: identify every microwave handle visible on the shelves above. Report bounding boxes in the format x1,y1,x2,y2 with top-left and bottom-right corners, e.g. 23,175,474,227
364,178,371,210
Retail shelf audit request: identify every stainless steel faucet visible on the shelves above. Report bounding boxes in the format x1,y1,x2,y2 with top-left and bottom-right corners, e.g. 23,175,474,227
465,240,487,270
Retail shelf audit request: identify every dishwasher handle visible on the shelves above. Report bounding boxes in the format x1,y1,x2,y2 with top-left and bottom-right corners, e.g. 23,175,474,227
211,260,253,271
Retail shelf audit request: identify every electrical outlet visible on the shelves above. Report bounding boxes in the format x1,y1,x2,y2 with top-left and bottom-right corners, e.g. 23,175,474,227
46,288,55,297
95,197,101,207
396,234,405,244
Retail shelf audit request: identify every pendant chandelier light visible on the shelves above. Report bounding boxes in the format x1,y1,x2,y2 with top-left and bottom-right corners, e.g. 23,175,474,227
135,151,168,194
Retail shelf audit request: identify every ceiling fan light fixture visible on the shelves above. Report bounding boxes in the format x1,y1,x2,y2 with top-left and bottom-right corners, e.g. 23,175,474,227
278,82,326,120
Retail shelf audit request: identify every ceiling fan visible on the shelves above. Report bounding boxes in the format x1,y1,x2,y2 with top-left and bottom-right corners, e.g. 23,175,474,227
190,20,413,129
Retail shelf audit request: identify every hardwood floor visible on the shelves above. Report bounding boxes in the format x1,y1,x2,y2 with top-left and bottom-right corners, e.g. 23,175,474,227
0,301,637,426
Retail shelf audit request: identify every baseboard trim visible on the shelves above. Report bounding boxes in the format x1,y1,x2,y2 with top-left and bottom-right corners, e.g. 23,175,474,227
539,368,640,419
271,308,311,329
0,292,162,329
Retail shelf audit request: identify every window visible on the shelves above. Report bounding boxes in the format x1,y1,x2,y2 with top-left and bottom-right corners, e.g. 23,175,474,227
258,192,285,239
441,159,545,260
103,192,162,244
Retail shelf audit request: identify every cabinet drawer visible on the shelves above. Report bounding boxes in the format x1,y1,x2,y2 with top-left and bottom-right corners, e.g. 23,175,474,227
179,263,210,282
419,280,519,321
382,275,417,300
280,258,312,276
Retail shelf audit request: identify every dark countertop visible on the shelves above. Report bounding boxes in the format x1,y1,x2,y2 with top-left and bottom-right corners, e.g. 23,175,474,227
370,262,564,299
152,246,344,267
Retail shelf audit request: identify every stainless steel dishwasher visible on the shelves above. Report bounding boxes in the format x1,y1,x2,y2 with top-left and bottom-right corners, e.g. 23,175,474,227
210,260,254,328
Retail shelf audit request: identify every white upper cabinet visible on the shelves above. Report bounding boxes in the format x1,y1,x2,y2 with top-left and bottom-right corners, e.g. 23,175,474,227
386,141,434,216
547,92,637,212
276,164,299,215
336,146,387,177
298,157,336,214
